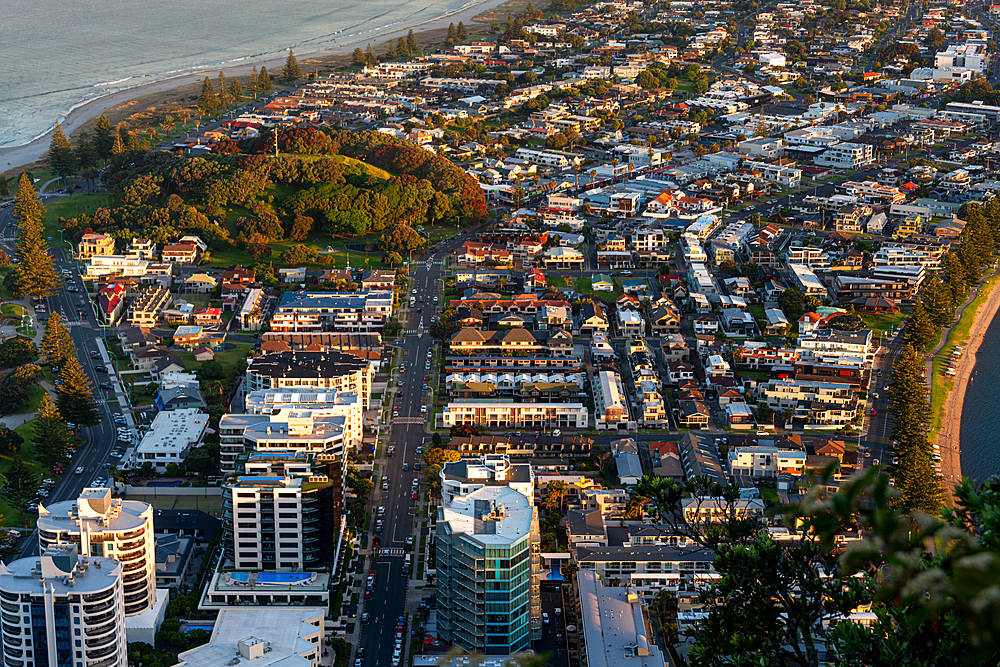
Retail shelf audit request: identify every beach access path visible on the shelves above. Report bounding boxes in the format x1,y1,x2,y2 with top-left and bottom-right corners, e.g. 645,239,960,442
934,272,1000,496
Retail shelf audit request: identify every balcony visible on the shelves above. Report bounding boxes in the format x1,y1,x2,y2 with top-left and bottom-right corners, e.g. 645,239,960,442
85,621,119,639
84,599,116,615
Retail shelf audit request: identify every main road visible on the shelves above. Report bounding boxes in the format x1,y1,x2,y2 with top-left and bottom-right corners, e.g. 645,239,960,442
357,228,474,667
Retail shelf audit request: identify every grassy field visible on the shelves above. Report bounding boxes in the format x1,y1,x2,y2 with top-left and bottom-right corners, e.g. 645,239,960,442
861,311,907,338
574,278,615,301
171,342,253,372
41,192,113,244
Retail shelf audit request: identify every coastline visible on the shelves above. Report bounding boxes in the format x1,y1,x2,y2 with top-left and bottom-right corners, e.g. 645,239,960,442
0,0,530,178
937,275,1000,495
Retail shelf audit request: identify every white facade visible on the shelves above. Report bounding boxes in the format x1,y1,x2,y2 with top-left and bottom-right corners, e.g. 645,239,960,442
442,399,587,429
815,142,875,168
244,390,363,449
0,545,128,667
85,255,149,279
788,263,827,296
176,608,325,667
37,489,158,618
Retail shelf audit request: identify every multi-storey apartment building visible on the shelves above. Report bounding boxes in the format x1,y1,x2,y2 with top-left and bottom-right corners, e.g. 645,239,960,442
245,350,373,410
442,399,588,430
270,291,393,333
37,489,159,622
126,285,171,327
0,545,128,667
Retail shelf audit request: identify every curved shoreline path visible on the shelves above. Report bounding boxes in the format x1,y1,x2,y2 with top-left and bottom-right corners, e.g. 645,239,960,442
935,272,1000,497
0,0,516,175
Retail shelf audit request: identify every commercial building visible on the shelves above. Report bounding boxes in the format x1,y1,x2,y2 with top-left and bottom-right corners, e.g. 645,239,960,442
37,488,165,642
442,399,588,430
132,408,209,473
245,350,373,411
436,485,541,654
175,608,325,667
577,570,668,667
0,545,128,667
85,255,149,280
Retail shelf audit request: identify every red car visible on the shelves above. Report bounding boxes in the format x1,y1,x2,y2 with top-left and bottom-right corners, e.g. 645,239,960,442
365,590,373,600
411,491,418,500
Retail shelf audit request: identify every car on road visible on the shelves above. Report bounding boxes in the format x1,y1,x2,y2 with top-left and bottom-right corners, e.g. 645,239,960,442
99,383,113,391
872,392,878,399
403,463,409,471
365,590,373,600
420,406,427,414
873,458,880,467
414,463,421,471
361,613,370,625
95,365,107,373
75,467,84,475
543,613,550,624
411,491,418,500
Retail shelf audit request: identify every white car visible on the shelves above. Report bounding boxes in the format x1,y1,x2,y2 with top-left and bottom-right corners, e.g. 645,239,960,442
420,406,427,414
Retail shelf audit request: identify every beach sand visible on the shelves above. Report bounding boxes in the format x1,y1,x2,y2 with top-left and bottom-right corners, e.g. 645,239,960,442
937,278,1000,497
0,0,536,179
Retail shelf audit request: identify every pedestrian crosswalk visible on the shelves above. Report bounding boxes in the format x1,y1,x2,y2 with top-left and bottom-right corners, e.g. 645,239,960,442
393,417,425,424
405,329,419,334
379,548,405,557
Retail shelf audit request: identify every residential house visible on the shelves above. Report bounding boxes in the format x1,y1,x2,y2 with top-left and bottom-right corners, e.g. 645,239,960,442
182,273,217,294
77,233,116,259
97,281,127,325
161,243,199,264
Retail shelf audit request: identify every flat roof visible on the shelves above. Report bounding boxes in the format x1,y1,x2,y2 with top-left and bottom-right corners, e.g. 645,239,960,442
176,607,325,667
440,486,534,546
578,571,667,667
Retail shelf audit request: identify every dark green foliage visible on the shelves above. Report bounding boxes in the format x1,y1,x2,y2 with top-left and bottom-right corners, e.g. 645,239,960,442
4,456,38,524
0,338,38,367
778,287,805,321
282,49,302,82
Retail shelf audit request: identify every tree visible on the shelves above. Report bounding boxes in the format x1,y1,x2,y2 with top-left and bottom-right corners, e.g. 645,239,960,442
636,70,658,89
47,124,77,176
229,79,244,106
430,316,461,342
777,287,805,321
288,215,314,241
902,300,935,351
0,426,23,455
198,77,218,116
13,184,60,300
248,66,260,97
457,21,467,41
13,173,45,233
258,66,272,94
74,131,99,171
41,312,74,367
352,47,366,67
924,27,945,51
4,456,38,525
56,356,100,428
217,72,230,107
0,337,38,367
407,29,417,54
545,480,566,512
282,49,302,82
448,22,457,42
384,251,403,267
888,344,943,513
93,114,115,161
33,393,71,470
380,223,425,257
424,447,461,468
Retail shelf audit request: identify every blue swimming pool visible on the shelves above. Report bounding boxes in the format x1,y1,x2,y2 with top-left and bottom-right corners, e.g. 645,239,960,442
184,624,215,634
229,573,251,583
256,573,312,585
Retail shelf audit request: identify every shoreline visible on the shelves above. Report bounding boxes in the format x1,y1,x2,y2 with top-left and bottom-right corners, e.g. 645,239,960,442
937,275,1000,495
0,0,528,177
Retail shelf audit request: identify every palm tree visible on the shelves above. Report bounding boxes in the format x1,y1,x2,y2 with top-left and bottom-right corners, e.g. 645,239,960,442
179,110,192,129
545,480,567,512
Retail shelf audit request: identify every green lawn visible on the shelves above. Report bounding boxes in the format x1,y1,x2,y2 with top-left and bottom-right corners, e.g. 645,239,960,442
574,278,615,302
861,312,907,338
171,342,253,373
41,192,114,245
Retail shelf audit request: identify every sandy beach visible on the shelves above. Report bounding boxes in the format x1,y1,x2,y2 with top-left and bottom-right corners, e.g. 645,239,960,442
0,0,531,178
936,277,1000,495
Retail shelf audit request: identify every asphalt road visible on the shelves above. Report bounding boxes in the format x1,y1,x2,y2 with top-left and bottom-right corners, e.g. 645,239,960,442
15,237,135,558
358,231,470,667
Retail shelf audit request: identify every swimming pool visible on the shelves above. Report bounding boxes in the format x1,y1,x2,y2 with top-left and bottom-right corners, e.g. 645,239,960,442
256,573,312,585
229,573,251,583
184,624,215,634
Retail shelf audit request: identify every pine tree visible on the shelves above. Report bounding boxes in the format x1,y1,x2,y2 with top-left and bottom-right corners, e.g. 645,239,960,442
0,177,9,199
111,132,125,156
258,66,273,94
920,274,953,328
13,174,45,234
248,66,260,97
396,37,406,58
47,124,77,176
74,131,99,170
217,72,230,108
365,44,376,67
448,22,457,42
33,392,71,470
198,77,218,116
457,21,467,41
4,456,38,525
93,114,115,161
902,300,935,351
407,29,417,54
283,49,302,83
352,48,366,67
229,79,243,106
40,312,75,367
56,356,100,428
14,217,60,300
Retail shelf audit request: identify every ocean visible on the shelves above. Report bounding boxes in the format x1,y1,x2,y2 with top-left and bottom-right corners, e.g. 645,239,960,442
1,0,481,149
960,322,1000,482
